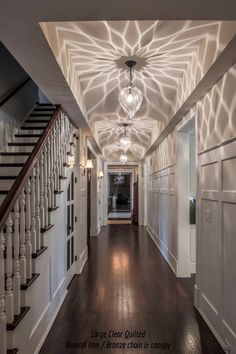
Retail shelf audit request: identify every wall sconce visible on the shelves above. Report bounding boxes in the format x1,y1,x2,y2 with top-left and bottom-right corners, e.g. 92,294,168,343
67,146,75,168
85,159,93,169
68,153,75,168
98,170,104,179
79,159,93,175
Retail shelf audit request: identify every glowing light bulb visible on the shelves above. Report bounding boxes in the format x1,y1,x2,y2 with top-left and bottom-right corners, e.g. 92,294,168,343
120,137,131,152
119,85,143,120
127,93,133,103
120,153,128,164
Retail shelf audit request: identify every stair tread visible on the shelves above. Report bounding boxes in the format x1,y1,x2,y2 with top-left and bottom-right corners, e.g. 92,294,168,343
54,190,64,194
36,102,54,106
7,306,30,331
30,113,52,117
49,205,59,212
15,133,42,137
34,108,55,112
25,119,50,123
63,163,71,168
21,273,40,290
0,176,17,179
59,175,67,180
32,246,48,259
0,190,9,194
0,163,24,166
7,348,19,354
41,224,54,233
8,142,36,146
21,126,45,130
0,152,31,156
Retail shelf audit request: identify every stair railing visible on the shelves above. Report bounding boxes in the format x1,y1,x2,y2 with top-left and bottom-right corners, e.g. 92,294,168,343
0,106,77,354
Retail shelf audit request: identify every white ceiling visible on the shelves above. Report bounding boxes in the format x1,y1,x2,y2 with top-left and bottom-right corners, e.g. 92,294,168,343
41,20,229,160
0,2,236,161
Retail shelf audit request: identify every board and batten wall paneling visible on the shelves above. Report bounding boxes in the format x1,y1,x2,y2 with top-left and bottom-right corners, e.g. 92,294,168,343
197,140,236,352
147,164,177,273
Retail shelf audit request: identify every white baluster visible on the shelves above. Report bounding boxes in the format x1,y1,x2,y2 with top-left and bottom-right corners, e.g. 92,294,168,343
40,153,45,230
0,230,6,354
58,118,62,181
5,214,14,324
54,123,59,192
35,160,41,251
13,199,21,315
50,134,55,208
25,178,32,280
47,140,52,212
19,188,26,285
31,167,36,255
44,147,49,227
57,119,61,190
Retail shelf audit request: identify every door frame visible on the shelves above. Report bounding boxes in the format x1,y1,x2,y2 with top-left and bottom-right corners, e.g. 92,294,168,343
107,170,133,217
65,171,76,287
176,113,197,277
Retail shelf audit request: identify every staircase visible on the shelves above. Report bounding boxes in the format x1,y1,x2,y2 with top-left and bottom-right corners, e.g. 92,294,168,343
0,103,77,353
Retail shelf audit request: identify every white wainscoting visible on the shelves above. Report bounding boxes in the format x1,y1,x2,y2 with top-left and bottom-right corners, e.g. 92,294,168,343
196,139,236,353
147,165,178,273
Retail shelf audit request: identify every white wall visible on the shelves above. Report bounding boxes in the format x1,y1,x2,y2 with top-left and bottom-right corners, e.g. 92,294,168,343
0,42,38,151
195,62,236,354
76,130,88,272
146,62,236,353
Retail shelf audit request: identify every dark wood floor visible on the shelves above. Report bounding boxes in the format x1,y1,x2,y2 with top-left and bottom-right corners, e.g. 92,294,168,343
40,225,224,354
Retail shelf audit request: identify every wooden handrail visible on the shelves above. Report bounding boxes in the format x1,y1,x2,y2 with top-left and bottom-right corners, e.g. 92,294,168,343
0,77,31,108
0,105,62,231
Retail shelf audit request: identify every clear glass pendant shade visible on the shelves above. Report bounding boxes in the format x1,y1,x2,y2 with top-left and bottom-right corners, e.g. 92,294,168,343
120,153,128,164
119,85,143,120
120,136,131,152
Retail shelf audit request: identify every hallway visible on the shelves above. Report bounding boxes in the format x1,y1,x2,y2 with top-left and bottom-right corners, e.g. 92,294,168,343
40,225,223,354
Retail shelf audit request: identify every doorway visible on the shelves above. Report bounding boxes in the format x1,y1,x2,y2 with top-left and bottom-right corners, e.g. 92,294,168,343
176,116,197,278
108,172,131,220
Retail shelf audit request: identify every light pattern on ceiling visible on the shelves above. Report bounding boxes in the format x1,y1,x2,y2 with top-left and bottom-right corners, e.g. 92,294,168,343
41,20,223,161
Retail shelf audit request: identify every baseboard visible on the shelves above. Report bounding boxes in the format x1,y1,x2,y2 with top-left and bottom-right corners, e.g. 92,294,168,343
34,290,68,354
190,262,196,274
198,308,226,352
77,246,88,274
194,284,199,308
146,225,177,274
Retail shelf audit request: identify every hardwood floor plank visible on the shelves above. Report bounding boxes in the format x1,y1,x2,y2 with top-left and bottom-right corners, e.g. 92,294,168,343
39,225,224,354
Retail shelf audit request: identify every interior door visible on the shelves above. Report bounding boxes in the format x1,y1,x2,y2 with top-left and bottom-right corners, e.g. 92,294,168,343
66,172,75,287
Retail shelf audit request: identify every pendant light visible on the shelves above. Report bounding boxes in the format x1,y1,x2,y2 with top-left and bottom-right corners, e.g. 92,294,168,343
120,153,128,164
119,60,143,120
120,123,131,153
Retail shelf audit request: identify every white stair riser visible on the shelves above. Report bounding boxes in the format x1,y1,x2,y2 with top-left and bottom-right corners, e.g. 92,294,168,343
0,156,29,163
23,123,48,128
0,167,22,176
4,146,34,153
14,137,40,143
0,180,15,190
